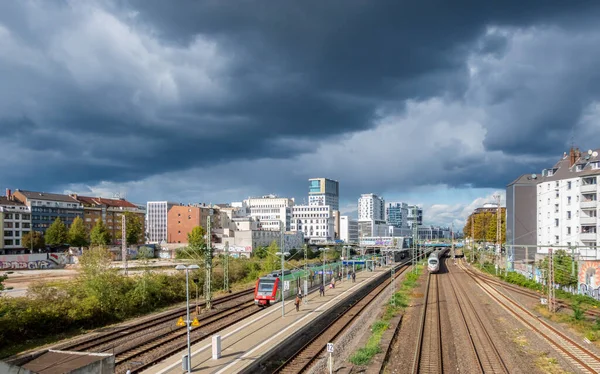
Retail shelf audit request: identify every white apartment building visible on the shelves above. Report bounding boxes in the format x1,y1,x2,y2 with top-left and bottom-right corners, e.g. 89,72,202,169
358,193,385,221
536,148,600,259
244,195,294,231
291,205,335,241
358,193,386,237
407,205,423,229
340,216,359,243
0,196,32,250
146,201,177,243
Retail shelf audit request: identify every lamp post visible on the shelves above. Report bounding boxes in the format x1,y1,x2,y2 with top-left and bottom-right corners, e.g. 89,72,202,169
176,264,200,373
276,251,291,317
319,247,331,289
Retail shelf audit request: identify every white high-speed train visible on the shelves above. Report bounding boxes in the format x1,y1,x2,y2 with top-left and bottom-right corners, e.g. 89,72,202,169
427,251,441,273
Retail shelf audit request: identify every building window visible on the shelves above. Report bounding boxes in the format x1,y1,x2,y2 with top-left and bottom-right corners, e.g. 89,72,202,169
554,204,559,213
555,236,559,244
567,211,571,220
555,219,559,227
567,181,572,190
567,196,571,205
567,227,571,235
556,191,560,199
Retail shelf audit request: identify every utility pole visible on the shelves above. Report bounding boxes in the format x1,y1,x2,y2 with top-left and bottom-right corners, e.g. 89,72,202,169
548,248,556,313
205,214,213,310
122,214,127,276
223,241,229,293
451,222,455,260
471,214,475,263
494,194,501,274
304,244,308,304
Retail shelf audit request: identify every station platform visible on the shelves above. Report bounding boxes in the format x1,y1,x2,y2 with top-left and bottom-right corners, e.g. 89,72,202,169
146,265,394,374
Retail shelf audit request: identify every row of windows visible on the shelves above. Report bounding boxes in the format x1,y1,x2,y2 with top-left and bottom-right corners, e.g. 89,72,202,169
4,239,21,246
3,222,30,229
31,200,80,208
3,230,29,238
2,213,31,220
293,214,330,219
543,193,599,204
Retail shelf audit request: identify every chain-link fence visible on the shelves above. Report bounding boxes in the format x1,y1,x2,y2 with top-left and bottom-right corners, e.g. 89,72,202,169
466,243,600,302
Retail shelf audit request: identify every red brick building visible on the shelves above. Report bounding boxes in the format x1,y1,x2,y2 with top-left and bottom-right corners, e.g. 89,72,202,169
167,204,221,244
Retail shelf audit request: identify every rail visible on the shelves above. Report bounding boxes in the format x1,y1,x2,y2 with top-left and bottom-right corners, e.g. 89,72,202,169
411,272,442,374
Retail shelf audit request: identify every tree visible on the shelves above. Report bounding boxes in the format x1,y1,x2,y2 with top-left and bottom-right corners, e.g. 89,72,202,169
68,216,88,247
22,231,45,251
187,226,206,249
264,240,281,273
45,218,68,246
540,250,578,288
90,219,111,246
123,212,143,245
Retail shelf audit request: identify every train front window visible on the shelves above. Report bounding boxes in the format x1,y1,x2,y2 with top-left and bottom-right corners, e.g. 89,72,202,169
429,259,438,265
259,280,275,292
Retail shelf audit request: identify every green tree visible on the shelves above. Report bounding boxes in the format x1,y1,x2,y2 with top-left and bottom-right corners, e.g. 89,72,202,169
540,250,578,288
124,212,143,245
264,240,281,273
90,219,111,246
45,218,68,246
22,231,45,251
68,216,88,247
187,226,206,249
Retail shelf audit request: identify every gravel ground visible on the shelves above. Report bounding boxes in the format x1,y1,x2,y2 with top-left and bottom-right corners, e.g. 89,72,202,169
384,258,588,374
384,269,427,373
461,261,600,372
449,261,544,374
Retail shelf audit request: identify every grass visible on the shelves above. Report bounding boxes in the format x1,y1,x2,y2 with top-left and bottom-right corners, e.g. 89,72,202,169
535,305,600,348
349,262,424,366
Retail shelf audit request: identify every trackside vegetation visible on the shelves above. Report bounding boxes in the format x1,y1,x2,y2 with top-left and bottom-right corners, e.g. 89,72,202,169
0,245,313,359
350,263,423,366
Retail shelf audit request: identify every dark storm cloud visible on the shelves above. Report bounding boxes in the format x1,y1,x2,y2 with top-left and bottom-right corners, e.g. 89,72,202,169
3,0,600,196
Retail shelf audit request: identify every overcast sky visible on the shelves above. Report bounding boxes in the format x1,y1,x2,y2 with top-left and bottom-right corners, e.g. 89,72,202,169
3,1,600,229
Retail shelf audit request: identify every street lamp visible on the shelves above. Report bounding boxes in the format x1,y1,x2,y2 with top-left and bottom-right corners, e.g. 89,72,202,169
275,251,290,318
176,264,200,373
319,247,332,290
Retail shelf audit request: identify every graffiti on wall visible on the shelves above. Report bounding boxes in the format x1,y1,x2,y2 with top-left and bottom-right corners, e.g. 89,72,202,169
579,261,600,300
0,253,68,270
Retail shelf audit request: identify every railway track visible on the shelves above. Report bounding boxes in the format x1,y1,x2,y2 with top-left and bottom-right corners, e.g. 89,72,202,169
464,264,600,319
272,264,409,373
460,263,600,374
411,272,442,374
447,261,509,374
57,288,254,353
116,301,262,374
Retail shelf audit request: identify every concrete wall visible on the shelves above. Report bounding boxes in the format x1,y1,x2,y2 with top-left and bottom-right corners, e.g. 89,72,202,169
0,252,68,270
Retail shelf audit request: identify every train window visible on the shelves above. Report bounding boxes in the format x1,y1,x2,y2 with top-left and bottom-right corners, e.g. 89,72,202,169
258,280,276,292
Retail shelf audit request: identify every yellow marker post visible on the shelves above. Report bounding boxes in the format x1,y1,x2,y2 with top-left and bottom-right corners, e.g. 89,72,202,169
177,317,186,327
191,318,200,327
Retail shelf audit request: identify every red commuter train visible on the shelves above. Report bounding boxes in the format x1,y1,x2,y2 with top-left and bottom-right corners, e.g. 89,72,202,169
254,270,291,306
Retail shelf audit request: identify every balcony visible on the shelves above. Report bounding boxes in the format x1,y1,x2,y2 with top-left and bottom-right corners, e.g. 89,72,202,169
580,200,598,209
580,216,597,225
580,232,598,241
580,183,598,193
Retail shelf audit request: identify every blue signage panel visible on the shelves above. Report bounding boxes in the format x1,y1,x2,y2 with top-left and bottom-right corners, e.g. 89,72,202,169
343,260,366,265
